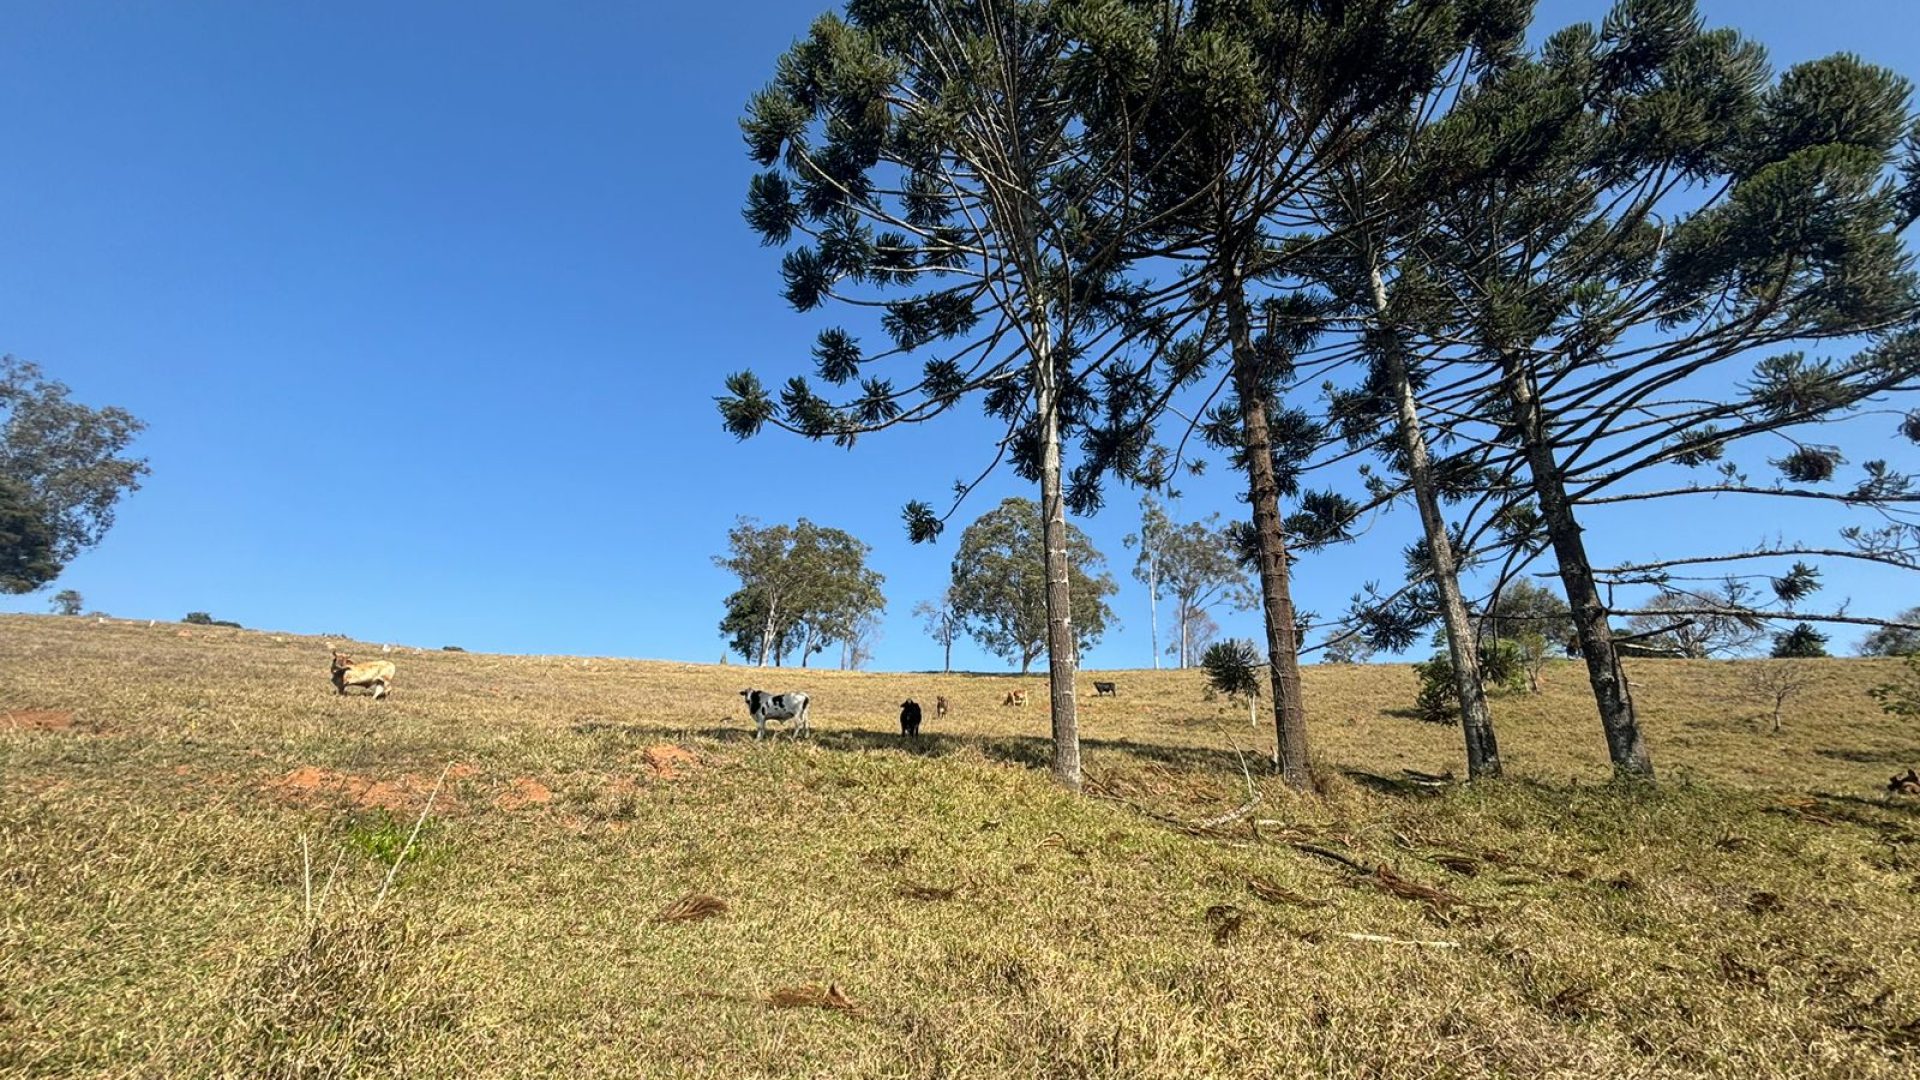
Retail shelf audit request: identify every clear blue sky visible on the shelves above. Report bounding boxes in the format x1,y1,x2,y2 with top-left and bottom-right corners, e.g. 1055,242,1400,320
2,1,1915,669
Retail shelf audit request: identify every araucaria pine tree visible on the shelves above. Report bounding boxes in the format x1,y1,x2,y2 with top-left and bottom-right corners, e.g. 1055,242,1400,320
725,1,1180,788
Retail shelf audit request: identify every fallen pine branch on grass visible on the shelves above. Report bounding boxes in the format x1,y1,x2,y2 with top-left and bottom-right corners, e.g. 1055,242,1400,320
1290,844,1467,908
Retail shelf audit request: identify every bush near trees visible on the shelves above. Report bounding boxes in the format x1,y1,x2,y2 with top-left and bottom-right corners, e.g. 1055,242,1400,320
1414,642,1529,726
1859,609,1920,656
1871,654,1920,719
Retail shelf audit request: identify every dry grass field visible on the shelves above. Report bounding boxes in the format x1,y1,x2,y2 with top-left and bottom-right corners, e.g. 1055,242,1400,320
4,612,1920,1078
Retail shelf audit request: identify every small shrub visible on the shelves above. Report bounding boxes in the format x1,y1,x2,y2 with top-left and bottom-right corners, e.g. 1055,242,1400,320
1870,653,1920,719
1200,639,1263,725
1412,641,1527,724
441,645,465,652
1742,660,1811,734
1771,623,1829,659
341,812,442,871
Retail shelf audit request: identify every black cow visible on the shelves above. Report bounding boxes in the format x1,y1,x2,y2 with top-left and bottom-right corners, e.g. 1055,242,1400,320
899,699,923,738
1093,681,1117,697
740,689,811,740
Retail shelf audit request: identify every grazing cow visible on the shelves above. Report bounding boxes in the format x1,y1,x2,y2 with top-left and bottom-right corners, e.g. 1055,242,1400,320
331,652,395,700
1093,681,1117,697
899,699,923,738
740,688,811,740
935,695,949,718
1891,769,1920,796
1003,689,1029,708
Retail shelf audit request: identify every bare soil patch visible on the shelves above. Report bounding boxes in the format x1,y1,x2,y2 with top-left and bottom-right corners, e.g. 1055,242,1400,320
496,777,554,811
266,766,464,813
1,709,91,733
641,744,697,779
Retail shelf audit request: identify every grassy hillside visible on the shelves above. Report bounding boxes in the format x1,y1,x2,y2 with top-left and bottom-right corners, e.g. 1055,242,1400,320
3,614,1918,1077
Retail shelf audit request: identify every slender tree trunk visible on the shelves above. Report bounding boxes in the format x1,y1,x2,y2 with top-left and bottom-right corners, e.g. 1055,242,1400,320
1035,332,1082,789
1167,599,1182,668
1499,352,1653,779
1369,265,1501,779
1148,557,1160,671
759,598,777,668
1224,274,1311,790
944,635,952,674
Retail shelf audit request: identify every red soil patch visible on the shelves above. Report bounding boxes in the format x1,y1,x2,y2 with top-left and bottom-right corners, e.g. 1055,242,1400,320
497,777,554,811
641,744,697,780
2,710,88,733
266,766,463,813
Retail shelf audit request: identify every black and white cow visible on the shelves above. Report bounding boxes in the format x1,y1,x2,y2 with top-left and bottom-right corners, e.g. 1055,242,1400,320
740,688,811,740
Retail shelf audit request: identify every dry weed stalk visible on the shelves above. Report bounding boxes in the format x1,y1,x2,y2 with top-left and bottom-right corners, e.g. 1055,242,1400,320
1247,876,1330,908
768,983,858,1011
655,893,729,923
375,763,452,909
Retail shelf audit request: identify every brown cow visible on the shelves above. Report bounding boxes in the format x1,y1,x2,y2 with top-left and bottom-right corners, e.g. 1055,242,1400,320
934,695,949,718
331,651,396,700
1002,689,1029,708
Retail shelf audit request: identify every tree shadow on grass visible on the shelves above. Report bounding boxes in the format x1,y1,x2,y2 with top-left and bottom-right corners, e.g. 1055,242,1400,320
1341,769,1453,800
1813,746,1920,766
570,717,1267,776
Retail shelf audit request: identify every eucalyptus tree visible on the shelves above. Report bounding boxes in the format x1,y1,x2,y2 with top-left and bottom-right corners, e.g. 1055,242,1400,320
0,357,149,589
1157,512,1251,668
914,591,965,673
949,497,1117,673
1410,2,1920,777
1123,496,1173,669
0,475,58,593
716,518,886,668
724,1,1186,786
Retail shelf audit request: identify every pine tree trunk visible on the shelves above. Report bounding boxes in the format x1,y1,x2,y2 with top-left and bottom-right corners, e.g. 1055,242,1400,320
1225,276,1311,791
1035,333,1082,790
1370,265,1501,780
1499,352,1653,779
